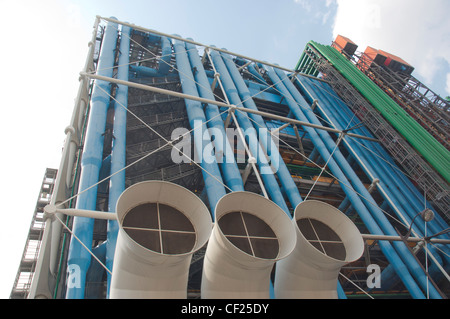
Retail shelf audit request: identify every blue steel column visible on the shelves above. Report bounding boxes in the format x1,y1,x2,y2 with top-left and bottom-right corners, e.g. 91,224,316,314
275,67,443,299
184,41,245,193
298,75,449,289
173,39,227,218
66,18,119,299
208,49,290,215
264,66,426,299
106,24,131,296
298,76,447,239
158,36,172,75
220,53,303,209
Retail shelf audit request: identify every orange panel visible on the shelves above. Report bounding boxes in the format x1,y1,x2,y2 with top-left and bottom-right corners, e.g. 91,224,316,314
332,35,358,57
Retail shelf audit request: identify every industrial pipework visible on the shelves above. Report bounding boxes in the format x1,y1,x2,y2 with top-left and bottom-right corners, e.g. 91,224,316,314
27,16,449,300
264,66,443,299
65,18,119,299
275,200,364,298
201,192,297,298
105,23,131,296
110,181,213,298
295,74,450,294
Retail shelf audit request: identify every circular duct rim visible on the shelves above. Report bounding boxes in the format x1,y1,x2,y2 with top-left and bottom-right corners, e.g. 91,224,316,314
116,180,212,257
294,200,364,263
214,191,297,261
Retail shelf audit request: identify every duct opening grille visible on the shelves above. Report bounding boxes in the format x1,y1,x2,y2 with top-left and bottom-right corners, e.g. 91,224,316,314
122,202,196,255
297,218,346,261
218,211,279,259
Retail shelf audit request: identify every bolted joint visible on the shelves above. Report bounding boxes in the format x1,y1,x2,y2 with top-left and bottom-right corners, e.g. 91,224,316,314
43,204,58,221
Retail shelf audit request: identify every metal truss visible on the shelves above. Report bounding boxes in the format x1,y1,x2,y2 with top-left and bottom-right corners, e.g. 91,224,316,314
303,44,450,221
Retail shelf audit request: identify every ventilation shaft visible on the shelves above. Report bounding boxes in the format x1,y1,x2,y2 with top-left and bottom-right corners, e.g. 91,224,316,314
109,181,213,298
275,200,364,299
201,192,297,299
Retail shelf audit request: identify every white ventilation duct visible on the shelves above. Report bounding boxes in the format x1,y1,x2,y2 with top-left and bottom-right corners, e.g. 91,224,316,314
274,200,364,299
109,181,213,299
201,191,297,299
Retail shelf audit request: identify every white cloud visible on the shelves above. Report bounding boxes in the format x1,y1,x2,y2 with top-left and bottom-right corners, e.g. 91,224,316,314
294,0,313,12
332,0,450,94
294,0,337,25
0,0,92,298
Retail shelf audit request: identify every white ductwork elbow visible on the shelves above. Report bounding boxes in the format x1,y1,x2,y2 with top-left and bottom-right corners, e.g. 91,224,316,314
274,200,364,299
201,192,297,299
110,181,212,299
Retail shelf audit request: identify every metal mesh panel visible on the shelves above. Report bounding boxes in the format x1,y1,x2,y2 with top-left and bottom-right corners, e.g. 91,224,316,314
123,202,196,254
218,211,279,259
297,218,346,261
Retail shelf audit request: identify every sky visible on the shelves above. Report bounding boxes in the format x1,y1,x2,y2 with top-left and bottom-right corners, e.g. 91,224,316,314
0,0,448,299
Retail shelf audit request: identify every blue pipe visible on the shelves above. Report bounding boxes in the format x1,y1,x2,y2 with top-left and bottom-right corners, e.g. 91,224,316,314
220,53,303,211
185,43,281,297
265,66,426,299
228,56,353,297
234,57,266,84
158,36,172,74
291,73,446,298
299,75,449,287
301,79,442,236
129,35,172,77
305,77,450,242
279,68,443,299
173,39,226,218
105,24,131,297
129,65,160,78
299,77,426,234
208,49,290,215
184,41,245,193
66,18,119,299
313,83,448,288
308,78,449,232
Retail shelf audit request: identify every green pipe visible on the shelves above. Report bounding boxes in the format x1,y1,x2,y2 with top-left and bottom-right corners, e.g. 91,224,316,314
295,51,305,71
307,41,450,183
322,42,448,163
297,54,310,74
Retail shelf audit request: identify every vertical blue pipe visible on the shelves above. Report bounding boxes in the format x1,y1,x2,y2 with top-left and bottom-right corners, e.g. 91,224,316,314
303,76,449,243
306,77,448,231
184,41,245,192
299,75,449,287
158,36,172,75
66,18,119,299
105,24,131,297
173,39,226,218
265,66,426,299
310,77,449,286
220,53,303,209
277,67,443,299
209,49,290,215
300,77,423,233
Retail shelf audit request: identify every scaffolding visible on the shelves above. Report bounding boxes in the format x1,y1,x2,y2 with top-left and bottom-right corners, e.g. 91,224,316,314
300,43,450,221
352,49,450,150
10,168,57,299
